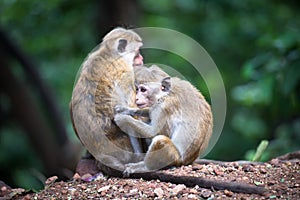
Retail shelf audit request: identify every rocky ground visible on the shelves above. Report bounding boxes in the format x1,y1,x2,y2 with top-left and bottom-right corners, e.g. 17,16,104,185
1,151,299,199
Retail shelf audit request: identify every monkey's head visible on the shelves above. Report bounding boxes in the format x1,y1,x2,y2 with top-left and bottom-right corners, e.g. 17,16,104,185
136,77,171,109
102,27,143,67
134,65,170,85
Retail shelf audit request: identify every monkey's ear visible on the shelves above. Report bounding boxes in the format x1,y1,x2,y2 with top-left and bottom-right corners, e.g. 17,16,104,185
117,39,127,53
161,77,171,92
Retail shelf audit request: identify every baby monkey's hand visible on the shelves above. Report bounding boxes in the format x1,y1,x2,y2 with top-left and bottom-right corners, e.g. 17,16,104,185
115,105,128,114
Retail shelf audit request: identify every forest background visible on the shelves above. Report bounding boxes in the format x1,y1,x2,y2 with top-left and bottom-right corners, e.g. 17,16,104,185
0,0,299,190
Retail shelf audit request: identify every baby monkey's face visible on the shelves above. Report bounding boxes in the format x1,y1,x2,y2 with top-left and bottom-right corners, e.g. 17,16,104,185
135,77,171,109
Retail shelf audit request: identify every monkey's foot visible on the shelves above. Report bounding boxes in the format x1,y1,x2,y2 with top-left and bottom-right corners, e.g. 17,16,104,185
123,162,149,177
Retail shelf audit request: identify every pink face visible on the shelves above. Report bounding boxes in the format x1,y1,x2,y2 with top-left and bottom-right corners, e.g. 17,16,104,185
133,51,143,66
133,42,143,67
135,85,149,108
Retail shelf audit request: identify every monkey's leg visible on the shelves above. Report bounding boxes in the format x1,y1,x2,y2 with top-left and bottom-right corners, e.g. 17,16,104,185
129,136,143,154
114,106,147,154
124,135,181,175
144,135,181,170
95,154,126,172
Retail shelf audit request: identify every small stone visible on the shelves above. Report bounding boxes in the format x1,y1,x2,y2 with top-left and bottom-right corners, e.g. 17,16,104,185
188,194,198,199
268,180,276,185
69,188,76,195
232,162,239,168
81,173,93,181
45,176,58,185
94,172,106,181
201,190,212,198
266,163,272,168
80,185,87,190
61,189,68,194
192,165,202,171
224,189,233,197
213,167,224,175
270,159,279,166
190,188,198,194
226,167,235,172
170,184,186,195
1,186,7,192
130,188,138,194
98,185,110,193
286,161,292,166
260,168,267,174
242,165,254,172
154,187,164,198
73,173,81,180
23,194,32,200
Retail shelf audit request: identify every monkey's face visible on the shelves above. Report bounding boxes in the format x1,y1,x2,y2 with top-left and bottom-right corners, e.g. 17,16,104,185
136,77,171,108
133,49,143,66
136,84,153,108
112,37,143,67
103,28,143,67
123,38,143,67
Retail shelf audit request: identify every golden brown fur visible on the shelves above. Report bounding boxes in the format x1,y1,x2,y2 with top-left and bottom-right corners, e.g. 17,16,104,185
114,66,213,174
71,28,143,175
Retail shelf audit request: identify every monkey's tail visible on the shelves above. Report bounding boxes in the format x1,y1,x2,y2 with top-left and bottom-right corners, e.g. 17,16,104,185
128,172,267,195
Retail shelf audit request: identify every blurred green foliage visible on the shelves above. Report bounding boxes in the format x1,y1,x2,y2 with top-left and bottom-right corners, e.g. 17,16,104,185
0,0,299,189
139,0,300,161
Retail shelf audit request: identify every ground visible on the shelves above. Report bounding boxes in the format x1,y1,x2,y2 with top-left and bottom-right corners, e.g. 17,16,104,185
1,151,299,199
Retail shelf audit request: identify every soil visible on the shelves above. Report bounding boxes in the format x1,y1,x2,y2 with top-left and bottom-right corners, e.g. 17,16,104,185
1,151,299,199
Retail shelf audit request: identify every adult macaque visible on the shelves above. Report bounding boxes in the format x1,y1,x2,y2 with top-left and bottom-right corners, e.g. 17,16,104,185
71,27,144,176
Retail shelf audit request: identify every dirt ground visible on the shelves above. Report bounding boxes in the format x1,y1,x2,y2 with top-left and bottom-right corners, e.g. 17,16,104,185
1,151,299,199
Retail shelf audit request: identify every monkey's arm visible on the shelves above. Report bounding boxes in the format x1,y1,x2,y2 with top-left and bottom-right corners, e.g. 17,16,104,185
115,105,149,117
114,110,165,138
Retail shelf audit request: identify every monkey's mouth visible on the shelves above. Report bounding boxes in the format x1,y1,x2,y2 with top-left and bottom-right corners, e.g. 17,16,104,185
137,103,147,109
133,51,143,66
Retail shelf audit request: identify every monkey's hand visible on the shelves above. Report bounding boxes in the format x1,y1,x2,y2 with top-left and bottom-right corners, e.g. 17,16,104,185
114,113,139,136
115,105,150,118
115,105,137,116
115,105,130,114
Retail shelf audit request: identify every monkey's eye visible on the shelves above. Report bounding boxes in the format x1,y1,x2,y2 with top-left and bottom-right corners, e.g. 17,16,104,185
161,86,165,91
140,86,147,93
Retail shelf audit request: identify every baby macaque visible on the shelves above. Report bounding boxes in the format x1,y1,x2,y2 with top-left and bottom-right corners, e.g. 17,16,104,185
112,69,266,194
114,74,213,174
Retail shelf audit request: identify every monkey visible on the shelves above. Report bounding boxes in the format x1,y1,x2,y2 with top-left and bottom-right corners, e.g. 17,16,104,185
73,62,266,194
130,65,171,151
70,27,145,176
112,65,266,194
114,75,213,174
70,32,266,194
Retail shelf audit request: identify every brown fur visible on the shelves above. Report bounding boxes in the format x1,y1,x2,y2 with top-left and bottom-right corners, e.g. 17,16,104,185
71,28,143,175
114,66,213,174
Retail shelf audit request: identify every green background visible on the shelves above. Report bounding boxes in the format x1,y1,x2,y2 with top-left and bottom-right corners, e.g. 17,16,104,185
0,0,299,190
